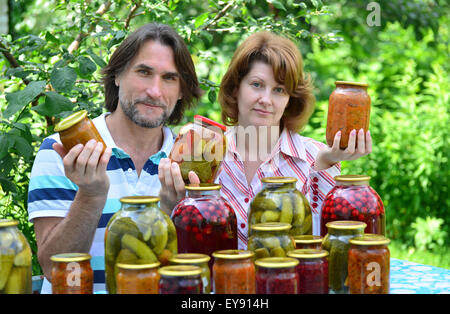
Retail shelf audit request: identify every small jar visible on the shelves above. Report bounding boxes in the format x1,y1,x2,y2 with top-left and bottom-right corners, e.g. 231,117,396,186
0,219,32,294
348,234,390,294
287,249,329,294
50,253,93,294
158,265,203,294
293,235,323,250
255,257,299,294
169,253,211,294
212,250,255,294
116,262,160,294
54,110,106,152
248,222,295,259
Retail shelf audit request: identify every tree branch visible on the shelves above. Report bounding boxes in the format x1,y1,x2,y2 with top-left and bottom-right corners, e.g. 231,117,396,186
124,1,142,30
0,41,30,85
201,1,237,32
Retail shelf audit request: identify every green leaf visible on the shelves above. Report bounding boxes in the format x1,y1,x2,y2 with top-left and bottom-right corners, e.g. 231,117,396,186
269,0,287,11
86,49,107,68
32,91,75,117
78,56,97,77
208,89,216,104
194,12,209,28
0,176,17,194
50,66,77,93
4,81,46,119
11,135,33,159
0,134,14,159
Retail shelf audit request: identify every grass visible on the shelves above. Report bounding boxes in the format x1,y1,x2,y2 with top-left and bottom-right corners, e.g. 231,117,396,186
389,240,450,270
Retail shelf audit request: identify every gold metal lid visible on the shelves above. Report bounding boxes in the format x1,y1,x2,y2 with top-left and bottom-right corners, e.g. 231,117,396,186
158,265,202,277
116,262,161,270
287,249,329,259
293,235,323,244
335,81,369,88
119,196,160,204
261,176,297,184
254,257,299,268
349,234,391,246
185,184,222,191
326,220,367,230
54,110,88,132
212,250,254,260
169,253,211,264
50,253,92,262
0,219,19,228
250,222,292,232
334,175,371,183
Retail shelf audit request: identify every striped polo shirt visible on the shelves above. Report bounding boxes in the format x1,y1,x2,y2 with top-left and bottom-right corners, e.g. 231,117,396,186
217,127,341,249
27,112,174,293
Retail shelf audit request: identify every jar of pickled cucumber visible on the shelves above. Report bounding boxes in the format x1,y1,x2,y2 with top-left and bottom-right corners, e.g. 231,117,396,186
255,257,299,294
248,222,295,259
249,177,312,237
322,220,366,294
51,253,93,294
169,253,211,294
158,265,203,294
0,219,32,294
116,262,160,294
104,196,177,294
293,235,323,250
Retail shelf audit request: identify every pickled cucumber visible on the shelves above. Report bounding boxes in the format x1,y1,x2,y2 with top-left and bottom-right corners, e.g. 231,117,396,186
0,254,14,290
270,247,286,257
150,220,168,255
115,248,138,264
109,217,141,240
292,194,305,226
105,231,121,262
259,237,280,249
252,196,279,211
180,160,212,182
4,267,29,294
254,248,270,260
13,249,31,267
260,211,280,223
121,234,157,263
280,195,293,224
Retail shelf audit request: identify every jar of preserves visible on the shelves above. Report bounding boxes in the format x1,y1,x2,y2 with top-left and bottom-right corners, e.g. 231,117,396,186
169,253,211,294
320,175,385,236
104,196,177,294
116,262,160,294
293,235,323,250
287,249,329,294
158,265,203,294
50,253,93,294
249,177,312,237
322,220,366,294
169,115,226,183
326,81,371,149
255,257,299,294
248,222,295,259
212,249,255,294
54,110,106,152
348,234,390,294
0,219,32,294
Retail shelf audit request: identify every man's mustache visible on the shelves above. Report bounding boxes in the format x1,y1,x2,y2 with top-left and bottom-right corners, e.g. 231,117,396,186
133,98,166,108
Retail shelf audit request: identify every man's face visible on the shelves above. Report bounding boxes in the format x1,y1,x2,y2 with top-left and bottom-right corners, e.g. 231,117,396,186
115,40,182,128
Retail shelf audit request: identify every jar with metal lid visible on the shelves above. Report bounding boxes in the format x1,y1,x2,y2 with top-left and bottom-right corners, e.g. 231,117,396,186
322,220,366,294
320,175,385,236
287,249,329,294
348,234,390,294
255,257,299,294
50,253,93,294
248,222,295,259
169,253,211,294
158,265,203,294
249,177,312,237
116,262,160,294
0,219,32,294
105,196,177,294
212,249,255,294
293,235,323,250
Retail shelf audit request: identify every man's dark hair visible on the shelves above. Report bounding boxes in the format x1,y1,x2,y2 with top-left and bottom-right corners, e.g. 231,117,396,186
101,23,202,125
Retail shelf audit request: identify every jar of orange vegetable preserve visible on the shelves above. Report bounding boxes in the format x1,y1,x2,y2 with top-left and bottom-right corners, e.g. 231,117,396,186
293,235,323,250
116,262,160,294
169,253,211,294
50,253,93,294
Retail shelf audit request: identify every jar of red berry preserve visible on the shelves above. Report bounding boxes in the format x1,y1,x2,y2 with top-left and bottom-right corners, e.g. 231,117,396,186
255,257,299,294
320,175,385,236
158,265,203,294
293,235,323,250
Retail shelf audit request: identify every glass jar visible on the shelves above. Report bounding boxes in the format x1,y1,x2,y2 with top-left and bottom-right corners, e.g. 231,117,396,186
169,253,211,294
255,257,299,294
248,223,295,259
116,262,160,294
293,235,323,250
287,249,329,294
212,249,255,294
50,253,93,294
320,175,385,236
158,265,203,294
326,81,371,149
348,234,390,294
249,177,312,237
169,115,227,183
322,220,366,294
104,196,177,294
0,219,32,294
54,110,106,152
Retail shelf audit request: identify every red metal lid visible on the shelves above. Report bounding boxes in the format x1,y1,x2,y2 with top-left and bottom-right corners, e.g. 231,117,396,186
194,115,227,132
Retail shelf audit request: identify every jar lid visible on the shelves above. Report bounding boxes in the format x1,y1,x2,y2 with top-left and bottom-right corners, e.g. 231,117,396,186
169,253,211,264
261,176,297,184
116,262,161,270
254,257,299,268
287,249,329,259
334,175,371,183
293,235,323,244
325,220,367,230
185,184,221,191
194,115,227,132
212,250,254,260
54,110,87,132
335,81,369,88
119,196,160,204
50,253,92,262
158,265,202,277
0,219,19,228
250,222,292,232
349,234,391,246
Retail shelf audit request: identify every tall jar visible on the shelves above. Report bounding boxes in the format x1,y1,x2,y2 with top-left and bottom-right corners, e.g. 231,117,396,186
249,177,312,237
169,253,211,294
322,220,366,294
293,235,323,250
116,262,160,294
51,253,93,294
255,257,299,294
326,81,371,149
0,219,32,294
348,234,390,294
158,265,203,294
104,196,177,294
169,115,227,183
248,223,295,259
320,175,385,236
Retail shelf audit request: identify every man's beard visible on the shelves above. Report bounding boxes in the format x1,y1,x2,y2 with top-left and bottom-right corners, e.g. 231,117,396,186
119,96,169,128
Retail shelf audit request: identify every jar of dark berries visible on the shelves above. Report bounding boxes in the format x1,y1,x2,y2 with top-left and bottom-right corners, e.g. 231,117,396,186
158,265,203,294
255,257,299,294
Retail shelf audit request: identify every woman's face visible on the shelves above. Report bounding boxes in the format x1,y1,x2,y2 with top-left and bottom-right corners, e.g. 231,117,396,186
236,61,290,129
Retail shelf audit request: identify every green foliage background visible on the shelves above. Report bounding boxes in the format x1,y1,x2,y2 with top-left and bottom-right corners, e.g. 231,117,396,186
1,0,449,275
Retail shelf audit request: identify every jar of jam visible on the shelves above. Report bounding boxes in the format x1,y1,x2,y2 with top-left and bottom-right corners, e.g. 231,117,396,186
0,219,32,294
287,249,329,294
116,262,160,294
169,253,211,294
212,249,255,294
255,257,299,294
322,220,366,294
326,81,371,149
169,115,226,183
50,253,93,294
248,222,295,259
104,196,177,294
320,175,385,236
293,235,323,250
348,234,390,294
249,177,312,237
158,265,203,294
54,110,106,152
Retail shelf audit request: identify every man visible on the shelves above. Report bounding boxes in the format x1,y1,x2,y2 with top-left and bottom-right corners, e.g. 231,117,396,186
27,23,202,293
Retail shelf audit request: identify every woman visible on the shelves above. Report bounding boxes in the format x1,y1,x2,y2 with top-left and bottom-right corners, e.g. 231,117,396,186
159,31,371,249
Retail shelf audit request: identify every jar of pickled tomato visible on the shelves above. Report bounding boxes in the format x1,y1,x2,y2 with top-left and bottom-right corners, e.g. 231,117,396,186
116,262,160,294
255,257,299,294
169,253,211,294
158,265,203,294
50,253,93,294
